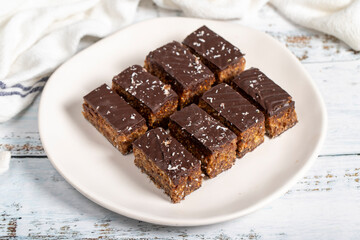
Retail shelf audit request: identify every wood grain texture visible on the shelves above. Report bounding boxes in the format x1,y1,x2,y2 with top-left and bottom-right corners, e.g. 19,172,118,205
0,1,359,239
1,156,359,239
0,96,43,157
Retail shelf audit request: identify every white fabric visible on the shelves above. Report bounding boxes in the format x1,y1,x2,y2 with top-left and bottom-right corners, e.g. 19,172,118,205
1,0,359,122
271,0,360,51
155,0,360,50
153,0,269,19
0,0,140,122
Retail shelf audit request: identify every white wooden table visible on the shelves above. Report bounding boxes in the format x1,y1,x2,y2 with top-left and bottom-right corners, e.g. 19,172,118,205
1,2,360,239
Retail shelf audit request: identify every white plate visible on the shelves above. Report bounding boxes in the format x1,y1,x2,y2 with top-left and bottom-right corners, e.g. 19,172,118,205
39,17,327,226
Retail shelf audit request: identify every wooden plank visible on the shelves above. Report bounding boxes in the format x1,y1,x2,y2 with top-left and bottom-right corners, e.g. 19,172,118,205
303,61,360,155
0,95,43,156
0,155,359,239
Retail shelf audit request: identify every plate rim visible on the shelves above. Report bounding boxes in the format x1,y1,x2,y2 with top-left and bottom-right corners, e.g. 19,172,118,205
38,17,328,226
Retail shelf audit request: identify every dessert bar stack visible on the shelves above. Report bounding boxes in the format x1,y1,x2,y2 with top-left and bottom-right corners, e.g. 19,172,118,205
112,65,178,128
183,25,246,83
169,104,237,178
133,128,202,203
199,83,265,157
82,25,298,203
230,68,298,138
82,84,148,154
145,41,215,108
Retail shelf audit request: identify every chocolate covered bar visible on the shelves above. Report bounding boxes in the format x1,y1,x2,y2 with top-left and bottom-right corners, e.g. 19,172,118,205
199,83,265,157
82,84,148,154
230,68,298,138
183,25,246,83
144,41,215,108
133,127,202,203
112,65,178,128
169,104,237,178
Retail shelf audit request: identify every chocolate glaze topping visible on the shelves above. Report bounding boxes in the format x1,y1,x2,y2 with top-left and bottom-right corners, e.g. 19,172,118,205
113,65,177,113
202,83,264,132
170,104,236,152
183,25,244,71
83,84,145,134
133,128,201,185
146,41,214,89
232,68,293,116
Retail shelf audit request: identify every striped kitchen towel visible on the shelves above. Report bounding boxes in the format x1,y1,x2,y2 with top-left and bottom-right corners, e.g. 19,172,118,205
0,0,139,122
